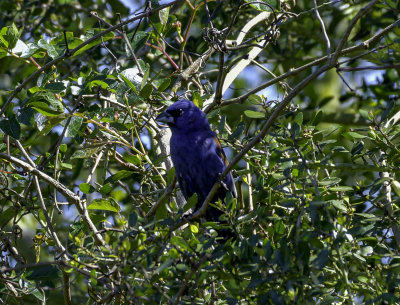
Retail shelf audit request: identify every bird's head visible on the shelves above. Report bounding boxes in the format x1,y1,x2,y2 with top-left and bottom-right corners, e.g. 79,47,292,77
156,100,210,133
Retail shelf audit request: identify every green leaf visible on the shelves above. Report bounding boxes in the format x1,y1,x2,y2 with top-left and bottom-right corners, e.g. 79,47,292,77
0,24,22,49
8,24,21,49
60,162,72,170
228,121,245,140
90,269,98,286
344,131,367,139
44,82,66,93
392,180,400,198
17,107,35,126
0,27,9,48
59,144,67,153
247,94,263,105
71,146,103,159
0,48,6,59
129,31,149,54
183,193,198,212
0,115,21,139
104,170,134,184
37,70,56,88
79,183,96,194
294,112,303,126
312,249,329,270
123,154,141,166
159,7,170,27
0,206,17,227
218,115,226,136
380,99,394,123
359,109,372,121
329,186,353,192
119,72,138,94
244,110,265,119
192,92,203,108
31,105,63,117
310,110,323,125
99,183,113,195
140,62,150,89
73,30,115,57
350,140,364,155
156,258,174,274
318,95,334,107
20,42,40,58
320,296,337,305
274,220,285,234
157,78,171,92
167,167,175,184
38,39,59,59
319,177,341,186
110,122,128,132
35,115,65,136
88,199,120,212
30,288,44,302
29,91,64,111
155,201,168,221
330,200,347,211
190,224,199,233
65,116,83,137
139,83,153,98
128,211,138,227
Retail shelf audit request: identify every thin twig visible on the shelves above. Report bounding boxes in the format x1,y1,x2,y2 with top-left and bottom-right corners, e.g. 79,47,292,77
313,0,331,59
15,141,67,256
145,177,177,219
171,253,210,305
0,152,105,245
213,51,225,103
203,10,273,110
62,271,72,305
331,0,379,64
246,162,253,212
337,64,400,72
220,19,398,108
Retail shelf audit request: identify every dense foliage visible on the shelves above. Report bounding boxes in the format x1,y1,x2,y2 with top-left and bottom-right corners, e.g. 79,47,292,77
1,0,400,303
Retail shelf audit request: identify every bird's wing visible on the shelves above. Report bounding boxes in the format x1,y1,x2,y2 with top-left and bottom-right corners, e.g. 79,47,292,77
211,135,237,198
172,154,196,201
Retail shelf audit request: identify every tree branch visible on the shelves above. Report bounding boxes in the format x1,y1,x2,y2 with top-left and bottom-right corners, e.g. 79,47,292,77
0,152,105,245
173,0,381,229
221,18,398,107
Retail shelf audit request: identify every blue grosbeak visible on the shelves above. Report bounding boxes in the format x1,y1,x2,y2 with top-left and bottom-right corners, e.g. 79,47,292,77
156,100,237,224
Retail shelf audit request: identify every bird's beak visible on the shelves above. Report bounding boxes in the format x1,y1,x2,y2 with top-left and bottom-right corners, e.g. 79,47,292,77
156,111,174,125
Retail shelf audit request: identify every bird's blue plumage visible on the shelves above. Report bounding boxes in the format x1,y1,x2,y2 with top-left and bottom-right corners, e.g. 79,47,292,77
156,100,236,222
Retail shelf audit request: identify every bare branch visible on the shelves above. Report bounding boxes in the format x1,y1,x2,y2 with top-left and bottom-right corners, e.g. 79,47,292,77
222,19,398,107
313,0,331,58
331,0,379,64
0,152,105,245
337,64,400,72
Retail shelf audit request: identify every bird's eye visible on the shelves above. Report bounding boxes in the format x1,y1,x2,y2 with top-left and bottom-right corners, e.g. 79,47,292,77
168,108,184,118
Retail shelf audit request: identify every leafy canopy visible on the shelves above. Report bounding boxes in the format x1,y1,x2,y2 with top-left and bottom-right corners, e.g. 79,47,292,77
0,0,400,304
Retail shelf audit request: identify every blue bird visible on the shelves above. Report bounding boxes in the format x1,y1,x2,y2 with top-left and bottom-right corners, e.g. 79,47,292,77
156,100,237,225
